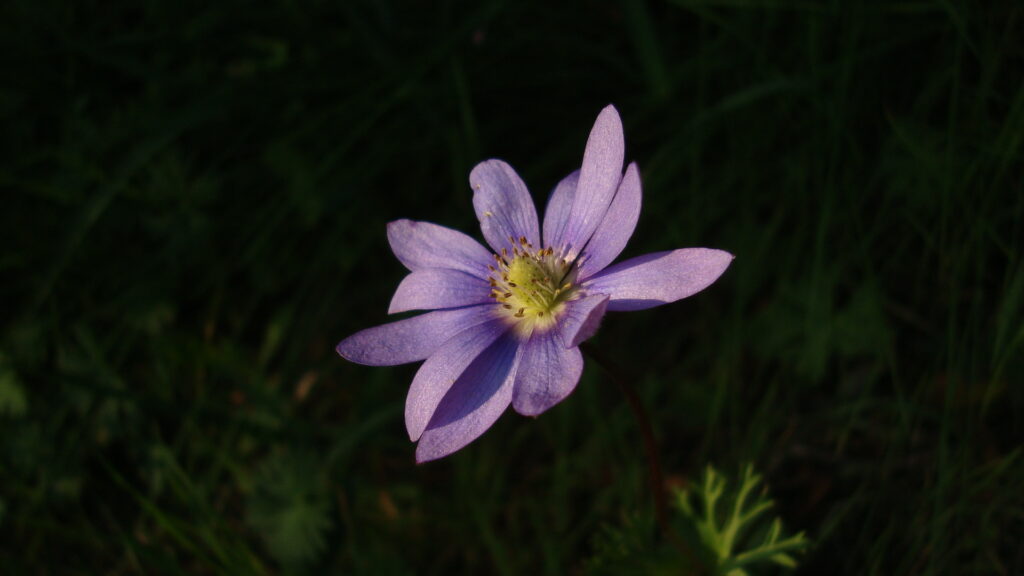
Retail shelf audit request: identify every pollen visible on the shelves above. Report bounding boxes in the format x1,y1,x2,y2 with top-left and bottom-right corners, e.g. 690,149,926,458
488,240,579,333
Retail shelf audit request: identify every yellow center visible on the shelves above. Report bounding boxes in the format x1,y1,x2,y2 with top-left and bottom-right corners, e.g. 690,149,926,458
488,236,578,334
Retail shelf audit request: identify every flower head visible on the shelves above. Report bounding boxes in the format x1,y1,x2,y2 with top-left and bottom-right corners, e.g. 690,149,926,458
337,105,733,462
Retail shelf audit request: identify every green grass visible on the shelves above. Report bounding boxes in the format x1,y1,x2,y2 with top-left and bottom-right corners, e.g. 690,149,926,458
1,0,1022,574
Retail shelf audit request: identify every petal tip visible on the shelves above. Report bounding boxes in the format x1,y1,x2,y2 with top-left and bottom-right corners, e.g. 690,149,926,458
511,395,540,417
386,282,409,314
696,248,735,282
405,400,426,442
386,292,411,314
414,441,449,464
468,158,506,186
335,334,374,365
599,103,620,118
513,404,544,418
512,391,571,418
335,336,367,364
385,218,412,240
334,339,351,360
593,105,623,132
413,448,432,464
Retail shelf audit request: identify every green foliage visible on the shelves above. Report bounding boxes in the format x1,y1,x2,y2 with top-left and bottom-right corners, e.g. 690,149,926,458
0,356,27,418
246,451,333,569
677,465,808,575
585,512,671,575
585,465,808,575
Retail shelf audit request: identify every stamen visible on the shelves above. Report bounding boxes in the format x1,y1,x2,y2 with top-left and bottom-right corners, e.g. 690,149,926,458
485,240,579,326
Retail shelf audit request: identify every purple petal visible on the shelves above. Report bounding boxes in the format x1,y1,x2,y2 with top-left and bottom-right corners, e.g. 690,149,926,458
415,331,523,462
577,162,642,279
585,248,734,311
388,269,492,314
336,305,498,366
551,105,625,256
511,330,583,417
470,159,541,253
558,293,610,348
541,170,578,250
405,319,510,442
387,219,492,279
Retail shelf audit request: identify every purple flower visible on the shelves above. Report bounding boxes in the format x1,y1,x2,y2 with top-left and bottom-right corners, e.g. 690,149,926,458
337,105,733,463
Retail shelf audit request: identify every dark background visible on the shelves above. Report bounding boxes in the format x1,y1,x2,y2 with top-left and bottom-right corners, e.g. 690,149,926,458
2,0,1022,574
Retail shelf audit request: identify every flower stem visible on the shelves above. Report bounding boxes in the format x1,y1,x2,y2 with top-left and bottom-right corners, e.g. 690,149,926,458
581,342,704,575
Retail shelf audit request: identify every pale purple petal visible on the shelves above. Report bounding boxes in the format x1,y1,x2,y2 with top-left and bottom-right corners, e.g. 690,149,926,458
387,219,493,279
388,269,492,314
336,305,497,366
577,162,642,279
550,105,625,257
415,331,523,463
405,319,510,442
558,293,610,348
585,248,734,311
470,159,541,253
511,330,583,417
541,170,578,250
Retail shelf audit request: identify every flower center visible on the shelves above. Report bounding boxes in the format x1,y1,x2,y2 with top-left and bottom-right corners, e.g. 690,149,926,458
488,236,578,332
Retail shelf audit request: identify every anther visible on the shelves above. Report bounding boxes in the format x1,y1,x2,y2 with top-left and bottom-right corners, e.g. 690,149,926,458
503,304,513,309
514,308,525,318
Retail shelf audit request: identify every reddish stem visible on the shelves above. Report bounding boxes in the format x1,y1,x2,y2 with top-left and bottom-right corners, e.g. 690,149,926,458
581,342,704,574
